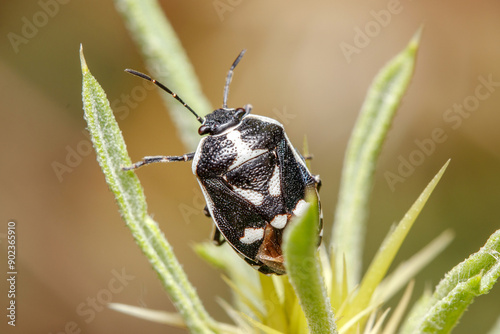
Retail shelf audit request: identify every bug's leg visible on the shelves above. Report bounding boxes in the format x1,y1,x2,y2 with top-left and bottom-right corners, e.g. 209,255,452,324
212,226,225,246
314,175,322,191
122,152,195,171
317,213,324,247
203,205,211,218
207,202,223,245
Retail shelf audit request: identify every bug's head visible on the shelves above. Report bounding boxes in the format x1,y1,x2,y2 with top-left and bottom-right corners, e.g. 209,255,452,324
198,104,252,135
198,49,250,136
124,49,248,135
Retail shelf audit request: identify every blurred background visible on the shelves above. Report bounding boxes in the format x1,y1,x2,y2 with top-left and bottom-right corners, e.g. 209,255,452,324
1,0,500,333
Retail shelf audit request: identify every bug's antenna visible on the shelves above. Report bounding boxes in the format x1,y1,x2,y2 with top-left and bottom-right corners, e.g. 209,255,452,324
223,49,246,109
124,69,204,124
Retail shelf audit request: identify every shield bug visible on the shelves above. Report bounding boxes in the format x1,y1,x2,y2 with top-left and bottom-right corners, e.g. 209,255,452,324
123,50,321,275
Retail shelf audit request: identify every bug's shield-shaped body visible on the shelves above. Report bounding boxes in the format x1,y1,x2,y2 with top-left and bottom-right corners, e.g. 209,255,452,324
123,51,321,275
193,109,321,275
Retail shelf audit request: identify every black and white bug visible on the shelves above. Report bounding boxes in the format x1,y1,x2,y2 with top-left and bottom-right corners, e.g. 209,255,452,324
123,50,322,275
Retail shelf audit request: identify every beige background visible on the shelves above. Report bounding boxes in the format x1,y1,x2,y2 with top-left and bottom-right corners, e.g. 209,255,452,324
1,0,500,333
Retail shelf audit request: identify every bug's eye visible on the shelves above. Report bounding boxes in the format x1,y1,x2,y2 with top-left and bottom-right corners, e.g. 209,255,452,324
198,124,210,135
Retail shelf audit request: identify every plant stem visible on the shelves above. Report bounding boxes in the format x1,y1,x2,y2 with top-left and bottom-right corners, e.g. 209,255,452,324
81,47,218,334
331,28,421,288
114,0,212,150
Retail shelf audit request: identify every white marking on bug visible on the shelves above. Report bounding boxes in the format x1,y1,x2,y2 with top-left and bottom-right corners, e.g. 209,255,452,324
268,165,281,196
240,227,264,244
233,187,265,206
270,214,288,229
226,130,267,171
293,199,310,217
191,137,207,175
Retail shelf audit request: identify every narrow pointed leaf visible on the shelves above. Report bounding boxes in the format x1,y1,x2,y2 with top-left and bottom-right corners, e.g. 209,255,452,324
108,303,185,327
339,160,449,329
401,229,500,334
374,230,454,304
381,280,414,334
217,299,254,334
222,276,264,320
195,242,263,318
283,194,337,334
80,46,217,334
332,28,422,287
259,275,288,332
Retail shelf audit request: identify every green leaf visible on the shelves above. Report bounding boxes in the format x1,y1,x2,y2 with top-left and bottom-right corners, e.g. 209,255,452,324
374,230,454,304
338,160,449,330
80,46,217,334
259,275,288,331
331,28,422,287
401,229,500,334
381,280,415,334
108,303,186,327
283,192,337,334
194,242,264,319
114,0,212,150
